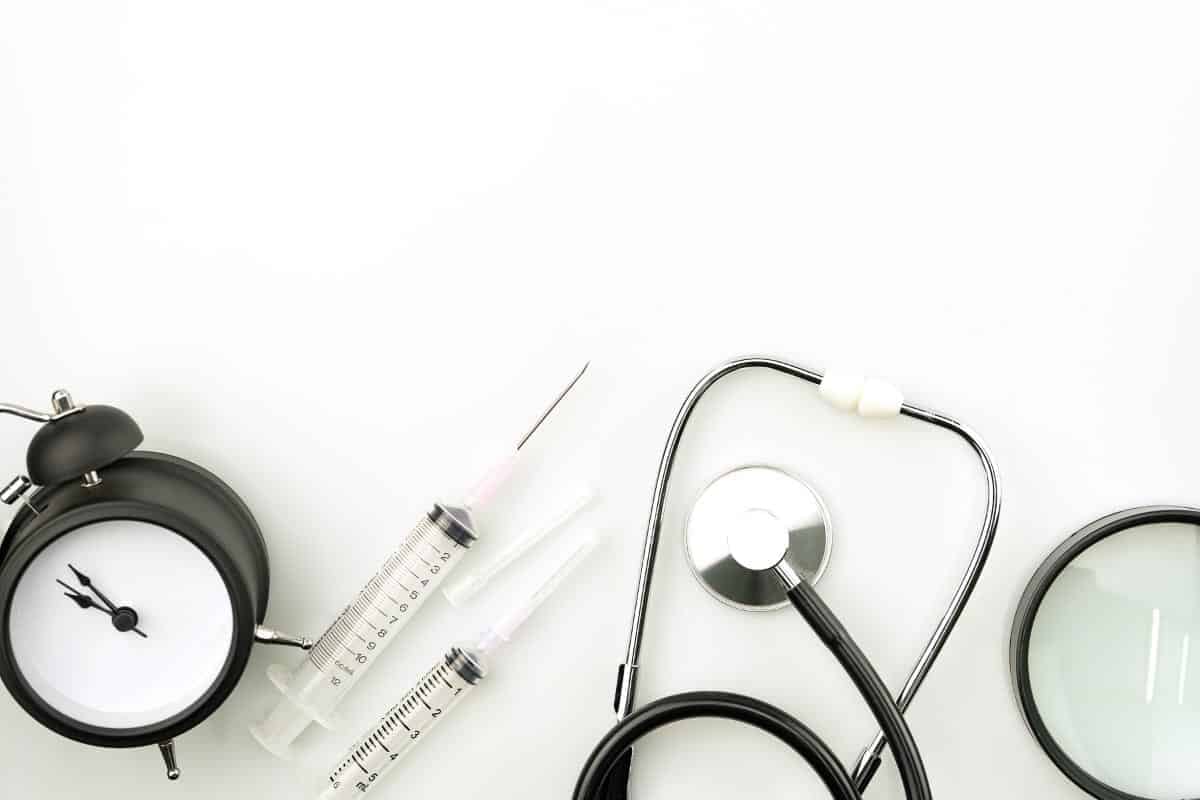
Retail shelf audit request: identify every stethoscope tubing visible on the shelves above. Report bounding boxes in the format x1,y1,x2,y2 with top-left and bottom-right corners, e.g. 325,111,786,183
576,571,935,800
780,569,931,800
612,355,1002,789
574,692,863,800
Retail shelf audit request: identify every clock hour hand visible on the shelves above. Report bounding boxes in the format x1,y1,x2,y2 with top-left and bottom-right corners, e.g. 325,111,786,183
68,564,119,613
58,580,112,615
56,577,148,638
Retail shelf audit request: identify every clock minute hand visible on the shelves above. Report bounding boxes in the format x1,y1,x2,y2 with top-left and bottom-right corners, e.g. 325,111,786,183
68,564,118,613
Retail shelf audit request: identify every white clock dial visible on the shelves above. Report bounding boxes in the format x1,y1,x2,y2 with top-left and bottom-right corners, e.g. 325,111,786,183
7,520,235,730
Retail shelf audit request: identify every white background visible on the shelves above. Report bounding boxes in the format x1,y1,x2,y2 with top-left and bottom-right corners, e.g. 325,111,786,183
1,3,1198,799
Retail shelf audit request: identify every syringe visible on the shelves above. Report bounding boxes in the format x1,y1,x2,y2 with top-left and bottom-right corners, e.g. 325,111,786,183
250,363,589,758
319,532,599,800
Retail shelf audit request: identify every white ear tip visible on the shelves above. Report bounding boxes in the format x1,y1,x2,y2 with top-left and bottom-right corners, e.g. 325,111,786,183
857,378,904,418
819,371,866,412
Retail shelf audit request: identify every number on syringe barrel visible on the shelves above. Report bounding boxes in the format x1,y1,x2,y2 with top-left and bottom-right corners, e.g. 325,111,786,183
326,657,476,797
308,518,469,689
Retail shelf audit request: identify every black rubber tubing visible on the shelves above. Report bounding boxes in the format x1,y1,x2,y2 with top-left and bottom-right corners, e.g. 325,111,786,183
784,577,932,800
572,692,862,800
574,577,932,800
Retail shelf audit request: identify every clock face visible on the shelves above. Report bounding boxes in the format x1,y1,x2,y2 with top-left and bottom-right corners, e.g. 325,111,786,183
6,520,235,731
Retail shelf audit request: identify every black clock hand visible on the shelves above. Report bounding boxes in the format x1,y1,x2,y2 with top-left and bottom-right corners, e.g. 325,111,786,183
58,580,113,616
56,578,148,638
68,564,119,613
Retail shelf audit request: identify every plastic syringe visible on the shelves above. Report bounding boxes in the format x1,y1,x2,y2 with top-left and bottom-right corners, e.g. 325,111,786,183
250,363,588,758
319,532,599,800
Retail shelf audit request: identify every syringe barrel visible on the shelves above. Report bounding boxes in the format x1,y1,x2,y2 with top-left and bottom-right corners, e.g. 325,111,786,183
319,647,486,800
251,504,476,757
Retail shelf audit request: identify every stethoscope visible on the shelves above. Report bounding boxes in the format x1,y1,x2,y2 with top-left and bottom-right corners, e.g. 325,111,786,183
573,355,1002,800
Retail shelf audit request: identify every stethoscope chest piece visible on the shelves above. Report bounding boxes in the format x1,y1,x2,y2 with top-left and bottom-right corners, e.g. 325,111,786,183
684,465,831,611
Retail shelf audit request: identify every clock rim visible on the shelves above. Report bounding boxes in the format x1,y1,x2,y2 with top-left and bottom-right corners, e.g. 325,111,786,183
0,452,270,615
0,500,258,748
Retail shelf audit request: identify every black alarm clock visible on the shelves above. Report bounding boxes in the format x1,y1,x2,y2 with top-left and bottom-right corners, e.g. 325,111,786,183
0,390,311,780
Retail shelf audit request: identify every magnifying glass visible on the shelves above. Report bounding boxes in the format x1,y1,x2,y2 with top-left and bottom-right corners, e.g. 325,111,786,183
1010,506,1200,800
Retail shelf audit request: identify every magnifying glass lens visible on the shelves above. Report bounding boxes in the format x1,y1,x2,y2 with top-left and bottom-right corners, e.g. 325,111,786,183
1028,520,1200,799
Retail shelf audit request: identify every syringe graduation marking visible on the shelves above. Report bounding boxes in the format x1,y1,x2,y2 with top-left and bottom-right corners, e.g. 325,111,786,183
326,656,475,796
308,517,466,676
258,364,590,769
319,533,600,799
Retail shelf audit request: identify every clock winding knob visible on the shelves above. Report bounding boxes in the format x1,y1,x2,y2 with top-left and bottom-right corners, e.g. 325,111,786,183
0,475,32,505
0,475,39,516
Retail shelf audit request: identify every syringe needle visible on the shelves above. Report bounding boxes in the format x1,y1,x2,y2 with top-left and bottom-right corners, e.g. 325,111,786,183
459,362,589,511
516,361,590,451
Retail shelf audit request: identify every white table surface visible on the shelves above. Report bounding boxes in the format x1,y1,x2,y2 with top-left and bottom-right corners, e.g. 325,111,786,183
2,3,1198,798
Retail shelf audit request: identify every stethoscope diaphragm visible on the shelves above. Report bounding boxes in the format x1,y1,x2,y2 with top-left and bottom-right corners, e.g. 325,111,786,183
684,465,832,611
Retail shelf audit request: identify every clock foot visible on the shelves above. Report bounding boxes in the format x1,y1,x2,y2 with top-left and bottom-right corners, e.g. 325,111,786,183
158,740,181,780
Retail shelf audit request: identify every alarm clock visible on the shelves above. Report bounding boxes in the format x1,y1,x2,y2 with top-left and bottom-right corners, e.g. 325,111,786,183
0,390,312,781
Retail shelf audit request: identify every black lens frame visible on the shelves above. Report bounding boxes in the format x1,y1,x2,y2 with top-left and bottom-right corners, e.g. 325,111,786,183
1009,505,1200,800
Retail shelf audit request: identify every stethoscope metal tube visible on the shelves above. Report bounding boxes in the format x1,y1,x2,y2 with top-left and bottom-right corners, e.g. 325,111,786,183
612,355,1002,790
